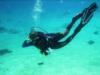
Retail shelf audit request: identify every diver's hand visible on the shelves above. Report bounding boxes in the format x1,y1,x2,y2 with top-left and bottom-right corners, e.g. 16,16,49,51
40,50,49,56
22,40,33,47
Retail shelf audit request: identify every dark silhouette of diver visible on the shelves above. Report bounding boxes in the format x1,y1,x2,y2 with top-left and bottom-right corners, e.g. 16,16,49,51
22,3,98,55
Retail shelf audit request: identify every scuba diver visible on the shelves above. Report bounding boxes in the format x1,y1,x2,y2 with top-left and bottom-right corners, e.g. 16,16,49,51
22,3,98,55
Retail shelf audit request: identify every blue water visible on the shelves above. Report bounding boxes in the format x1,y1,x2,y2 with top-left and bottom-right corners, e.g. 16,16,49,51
0,0,100,75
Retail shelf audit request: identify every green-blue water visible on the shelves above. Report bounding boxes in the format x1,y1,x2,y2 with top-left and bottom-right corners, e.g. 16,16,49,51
0,0,100,75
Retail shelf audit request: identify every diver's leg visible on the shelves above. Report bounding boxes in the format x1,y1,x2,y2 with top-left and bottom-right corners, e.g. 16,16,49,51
60,2,98,38
47,13,83,42
50,3,98,49
60,13,83,37
51,15,93,49
50,22,87,49
51,14,93,49
49,13,85,49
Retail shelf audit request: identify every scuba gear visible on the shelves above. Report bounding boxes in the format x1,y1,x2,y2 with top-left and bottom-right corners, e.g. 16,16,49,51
22,2,98,56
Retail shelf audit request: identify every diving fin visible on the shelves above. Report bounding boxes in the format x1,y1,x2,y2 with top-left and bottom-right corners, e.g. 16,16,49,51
81,2,98,25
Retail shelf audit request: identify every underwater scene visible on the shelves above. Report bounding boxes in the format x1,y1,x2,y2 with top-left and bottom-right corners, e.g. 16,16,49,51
0,0,100,75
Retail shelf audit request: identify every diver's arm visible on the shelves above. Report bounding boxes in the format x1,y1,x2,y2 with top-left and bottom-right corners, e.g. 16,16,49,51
22,40,35,47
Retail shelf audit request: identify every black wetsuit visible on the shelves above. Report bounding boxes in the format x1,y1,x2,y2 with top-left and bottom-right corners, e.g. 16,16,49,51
22,2,98,55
